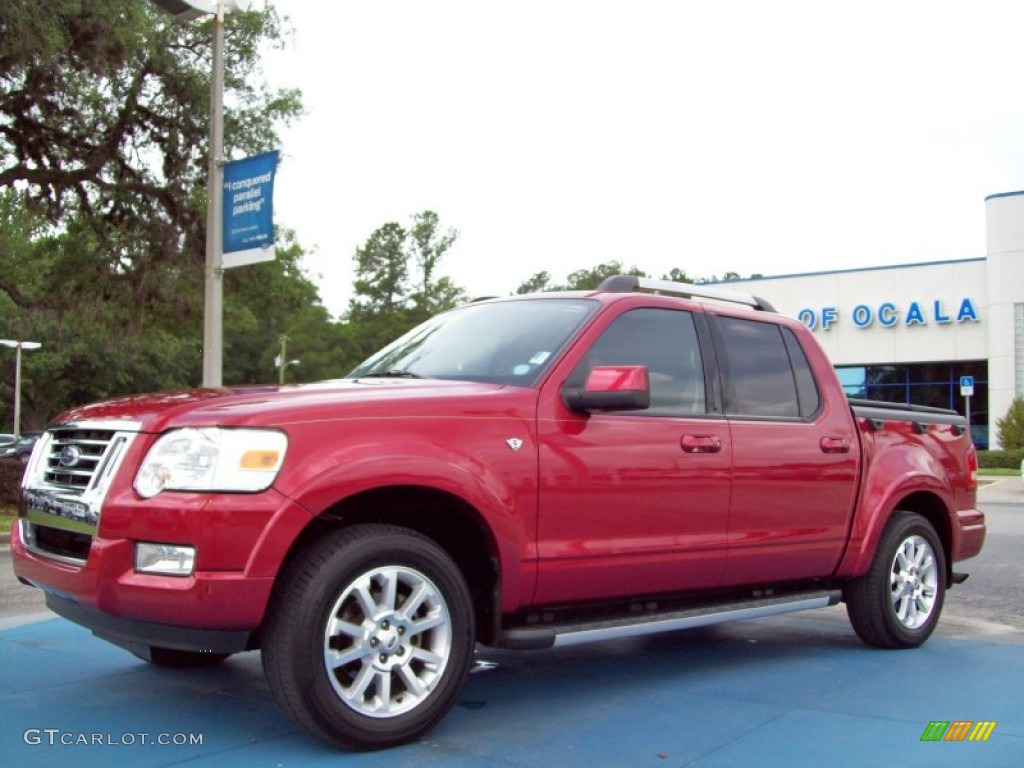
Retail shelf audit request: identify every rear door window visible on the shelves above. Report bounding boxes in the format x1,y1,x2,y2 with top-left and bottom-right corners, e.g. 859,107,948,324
713,315,820,419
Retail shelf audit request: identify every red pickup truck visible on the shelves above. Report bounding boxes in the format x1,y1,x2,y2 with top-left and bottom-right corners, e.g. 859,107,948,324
12,276,985,749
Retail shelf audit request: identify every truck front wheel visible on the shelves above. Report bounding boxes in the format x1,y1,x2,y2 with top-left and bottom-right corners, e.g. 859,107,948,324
262,524,475,750
844,511,946,649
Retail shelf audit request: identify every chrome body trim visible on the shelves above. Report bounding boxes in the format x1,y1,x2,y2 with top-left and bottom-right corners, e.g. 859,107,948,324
19,421,142,565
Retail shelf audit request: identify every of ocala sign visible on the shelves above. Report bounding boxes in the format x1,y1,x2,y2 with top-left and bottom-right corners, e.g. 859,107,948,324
798,298,979,331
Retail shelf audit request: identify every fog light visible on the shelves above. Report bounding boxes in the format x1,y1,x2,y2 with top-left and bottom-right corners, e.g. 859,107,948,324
135,543,196,576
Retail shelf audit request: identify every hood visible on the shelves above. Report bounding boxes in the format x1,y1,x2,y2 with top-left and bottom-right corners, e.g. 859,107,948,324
53,378,521,433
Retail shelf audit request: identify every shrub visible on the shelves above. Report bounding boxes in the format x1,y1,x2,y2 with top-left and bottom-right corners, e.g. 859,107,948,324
977,449,1024,469
996,396,1024,450
0,459,23,508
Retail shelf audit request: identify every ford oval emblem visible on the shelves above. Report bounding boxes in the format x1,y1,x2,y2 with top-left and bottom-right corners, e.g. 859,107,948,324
59,444,83,468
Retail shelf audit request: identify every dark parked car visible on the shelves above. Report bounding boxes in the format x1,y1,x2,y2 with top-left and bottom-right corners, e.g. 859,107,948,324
0,434,15,459
13,433,39,462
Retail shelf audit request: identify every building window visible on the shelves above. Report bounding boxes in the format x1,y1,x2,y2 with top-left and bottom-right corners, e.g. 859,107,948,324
835,361,988,448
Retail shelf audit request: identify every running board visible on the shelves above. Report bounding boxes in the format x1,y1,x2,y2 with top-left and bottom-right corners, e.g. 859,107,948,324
498,590,842,650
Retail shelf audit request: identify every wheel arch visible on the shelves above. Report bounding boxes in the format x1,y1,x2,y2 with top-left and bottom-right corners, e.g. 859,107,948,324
271,485,503,646
840,490,955,587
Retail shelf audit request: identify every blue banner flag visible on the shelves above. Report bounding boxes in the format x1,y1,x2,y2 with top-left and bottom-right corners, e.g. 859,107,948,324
222,150,279,266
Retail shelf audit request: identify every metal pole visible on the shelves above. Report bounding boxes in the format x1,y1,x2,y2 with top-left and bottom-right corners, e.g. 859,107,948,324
202,4,226,387
13,345,22,441
278,335,288,384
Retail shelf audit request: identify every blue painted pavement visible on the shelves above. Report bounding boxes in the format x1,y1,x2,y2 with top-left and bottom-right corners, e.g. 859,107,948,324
1,609,1021,766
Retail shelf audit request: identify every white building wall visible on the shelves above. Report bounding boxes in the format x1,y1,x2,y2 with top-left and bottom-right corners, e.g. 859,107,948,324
985,191,1024,448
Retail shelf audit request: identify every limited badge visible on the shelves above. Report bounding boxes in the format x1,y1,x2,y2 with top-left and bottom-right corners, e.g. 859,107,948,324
506,438,523,452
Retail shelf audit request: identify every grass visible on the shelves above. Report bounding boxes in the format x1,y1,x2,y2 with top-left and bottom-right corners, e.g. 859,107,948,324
979,467,1020,477
0,506,15,536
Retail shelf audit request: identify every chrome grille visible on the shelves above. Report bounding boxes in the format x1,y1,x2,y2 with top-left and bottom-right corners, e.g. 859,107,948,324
43,428,118,492
21,421,139,565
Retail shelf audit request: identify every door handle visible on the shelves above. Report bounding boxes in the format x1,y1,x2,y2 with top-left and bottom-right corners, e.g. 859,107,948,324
681,435,722,453
820,436,852,454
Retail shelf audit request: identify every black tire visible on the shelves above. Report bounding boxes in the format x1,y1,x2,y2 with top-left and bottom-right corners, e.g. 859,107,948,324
131,647,232,668
262,524,475,750
844,511,946,649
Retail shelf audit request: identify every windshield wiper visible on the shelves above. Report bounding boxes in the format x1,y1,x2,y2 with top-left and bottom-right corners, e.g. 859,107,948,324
361,369,423,379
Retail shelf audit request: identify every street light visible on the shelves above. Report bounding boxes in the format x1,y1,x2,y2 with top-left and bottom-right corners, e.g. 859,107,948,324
0,339,42,440
149,0,251,388
275,335,299,384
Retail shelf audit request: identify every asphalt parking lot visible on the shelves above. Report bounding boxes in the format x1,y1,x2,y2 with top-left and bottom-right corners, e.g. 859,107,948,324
1,480,1022,766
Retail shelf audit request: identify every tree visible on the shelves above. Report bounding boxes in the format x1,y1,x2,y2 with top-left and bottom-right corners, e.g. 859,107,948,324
408,211,459,321
351,222,409,316
564,261,647,290
515,271,556,294
662,267,691,283
515,261,647,294
0,2,301,316
0,2,315,429
695,270,741,284
223,230,353,385
346,211,465,361
515,263,756,297
996,396,1024,450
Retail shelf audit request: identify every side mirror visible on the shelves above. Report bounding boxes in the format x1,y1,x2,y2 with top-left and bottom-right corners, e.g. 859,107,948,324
563,365,651,412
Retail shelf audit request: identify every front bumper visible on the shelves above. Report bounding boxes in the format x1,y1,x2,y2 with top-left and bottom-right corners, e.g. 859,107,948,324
11,492,315,651
13,517,274,638
44,592,253,655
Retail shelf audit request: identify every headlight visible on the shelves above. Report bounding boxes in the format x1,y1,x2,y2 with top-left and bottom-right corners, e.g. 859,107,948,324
134,427,287,498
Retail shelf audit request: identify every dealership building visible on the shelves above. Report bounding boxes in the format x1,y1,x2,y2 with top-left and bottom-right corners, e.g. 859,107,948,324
725,191,1024,449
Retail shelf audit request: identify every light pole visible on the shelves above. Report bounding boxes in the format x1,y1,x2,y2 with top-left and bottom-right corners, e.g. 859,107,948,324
0,339,42,440
276,335,299,384
149,0,251,388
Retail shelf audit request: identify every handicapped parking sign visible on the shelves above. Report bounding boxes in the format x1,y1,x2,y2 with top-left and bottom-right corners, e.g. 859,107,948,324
960,376,974,397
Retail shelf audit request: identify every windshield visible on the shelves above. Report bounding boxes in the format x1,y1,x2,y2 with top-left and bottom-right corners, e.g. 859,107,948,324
347,298,596,386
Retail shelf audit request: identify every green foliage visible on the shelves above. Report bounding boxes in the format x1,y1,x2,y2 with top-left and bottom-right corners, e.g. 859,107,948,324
662,267,692,283
996,396,1024,450
0,1,301,219
352,222,410,315
976,449,1024,469
346,211,465,363
0,1,322,429
515,261,648,294
515,262,753,295
564,261,647,291
0,459,21,507
408,211,459,320
695,270,741,283
223,230,354,384
515,271,554,295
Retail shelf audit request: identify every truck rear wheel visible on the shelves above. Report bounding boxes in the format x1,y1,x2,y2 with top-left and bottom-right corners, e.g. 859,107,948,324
262,524,474,750
844,511,946,649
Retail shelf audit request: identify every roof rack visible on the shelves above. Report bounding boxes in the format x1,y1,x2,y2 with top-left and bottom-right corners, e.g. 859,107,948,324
596,275,776,312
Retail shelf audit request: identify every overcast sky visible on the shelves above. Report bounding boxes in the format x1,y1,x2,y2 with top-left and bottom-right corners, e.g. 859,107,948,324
260,1,1024,317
